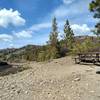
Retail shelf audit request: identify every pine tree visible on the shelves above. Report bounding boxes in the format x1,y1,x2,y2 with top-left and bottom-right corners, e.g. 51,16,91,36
49,17,60,58
89,0,100,37
49,17,59,47
64,20,74,50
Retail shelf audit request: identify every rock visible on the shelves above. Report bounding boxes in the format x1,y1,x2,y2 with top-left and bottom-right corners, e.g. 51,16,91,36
50,80,54,84
10,90,14,94
48,93,52,97
90,90,95,93
39,80,44,86
74,77,80,81
61,84,65,87
25,91,28,94
11,85,15,89
71,86,74,89
96,67,100,74
16,89,21,94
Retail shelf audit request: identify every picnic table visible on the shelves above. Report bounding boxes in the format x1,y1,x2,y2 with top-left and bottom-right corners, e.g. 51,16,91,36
74,52,100,64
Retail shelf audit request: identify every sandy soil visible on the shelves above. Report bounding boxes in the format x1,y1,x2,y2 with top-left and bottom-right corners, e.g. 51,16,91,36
0,56,100,100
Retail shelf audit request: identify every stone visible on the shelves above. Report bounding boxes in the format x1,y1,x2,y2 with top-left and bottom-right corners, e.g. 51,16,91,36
74,78,80,81
25,91,28,94
48,93,52,97
90,90,95,93
11,85,15,89
96,67,100,74
16,89,21,94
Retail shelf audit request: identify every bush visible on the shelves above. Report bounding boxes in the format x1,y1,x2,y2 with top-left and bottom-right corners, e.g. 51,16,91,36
37,46,60,62
72,38,96,54
37,51,46,61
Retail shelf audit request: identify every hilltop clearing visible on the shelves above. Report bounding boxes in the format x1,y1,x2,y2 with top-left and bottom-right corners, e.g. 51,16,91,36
0,57,100,100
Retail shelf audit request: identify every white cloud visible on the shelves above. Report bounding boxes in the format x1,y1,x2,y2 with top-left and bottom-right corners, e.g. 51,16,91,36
14,30,32,38
0,8,25,28
9,43,14,48
53,5,80,18
30,22,51,31
71,24,91,35
53,6,68,18
63,0,74,4
0,34,13,42
52,0,90,19
13,22,51,39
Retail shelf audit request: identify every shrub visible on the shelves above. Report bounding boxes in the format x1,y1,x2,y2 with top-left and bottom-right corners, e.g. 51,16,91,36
72,38,96,54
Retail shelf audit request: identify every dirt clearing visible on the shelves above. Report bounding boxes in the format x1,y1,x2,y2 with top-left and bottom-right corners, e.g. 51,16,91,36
0,57,100,100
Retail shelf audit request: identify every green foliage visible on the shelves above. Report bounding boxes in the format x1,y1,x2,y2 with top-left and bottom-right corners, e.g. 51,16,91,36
37,51,46,61
24,47,41,61
37,46,60,62
89,0,100,17
48,46,60,59
72,38,97,54
63,20,74,50
48,17,60,59
49,17,59,47
89,0,100,36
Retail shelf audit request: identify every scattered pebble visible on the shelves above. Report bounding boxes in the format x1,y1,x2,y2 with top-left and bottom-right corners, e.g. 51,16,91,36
74,77,80,81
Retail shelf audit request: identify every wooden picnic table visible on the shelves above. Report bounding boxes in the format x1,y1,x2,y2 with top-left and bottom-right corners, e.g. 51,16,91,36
74,52,100,64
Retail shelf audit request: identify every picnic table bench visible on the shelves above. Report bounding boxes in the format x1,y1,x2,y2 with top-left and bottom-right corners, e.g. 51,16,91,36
0,61,8,66
74,52,100,64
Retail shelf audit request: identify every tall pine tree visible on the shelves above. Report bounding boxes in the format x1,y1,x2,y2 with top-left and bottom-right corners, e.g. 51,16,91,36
49,17,58,47
89,0,100,37
64,20,74,50
49,17,60,58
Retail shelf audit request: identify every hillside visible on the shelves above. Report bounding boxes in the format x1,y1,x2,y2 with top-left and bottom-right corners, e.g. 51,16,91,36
0,45,42,62
0,36,99,62
0,45,41,55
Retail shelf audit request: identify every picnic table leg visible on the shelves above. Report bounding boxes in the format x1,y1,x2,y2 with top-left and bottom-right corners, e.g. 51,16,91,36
75,58,80,64
93,59,96,65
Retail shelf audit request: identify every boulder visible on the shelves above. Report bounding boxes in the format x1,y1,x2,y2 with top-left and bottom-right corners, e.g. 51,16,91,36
96,67,100,74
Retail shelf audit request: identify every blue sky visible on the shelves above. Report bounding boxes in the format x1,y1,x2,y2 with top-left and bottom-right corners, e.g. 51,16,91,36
0,0,97,49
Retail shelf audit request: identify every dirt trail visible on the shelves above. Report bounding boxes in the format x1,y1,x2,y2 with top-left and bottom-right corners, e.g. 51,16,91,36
0,57,100,100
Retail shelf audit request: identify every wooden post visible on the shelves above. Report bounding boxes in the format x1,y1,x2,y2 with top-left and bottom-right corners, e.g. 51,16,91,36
96,53,99,62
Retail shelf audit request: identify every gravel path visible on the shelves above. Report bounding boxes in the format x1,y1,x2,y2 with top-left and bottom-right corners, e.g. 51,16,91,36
0,57,100,100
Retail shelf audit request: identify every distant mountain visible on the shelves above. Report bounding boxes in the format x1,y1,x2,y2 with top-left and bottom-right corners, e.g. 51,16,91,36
75,35,98,43
0,48,17,54
0,45,42,62
0,45,41,53
0,36,99,62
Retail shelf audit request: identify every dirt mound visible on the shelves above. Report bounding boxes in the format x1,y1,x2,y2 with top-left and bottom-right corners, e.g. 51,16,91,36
0,57,100,100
